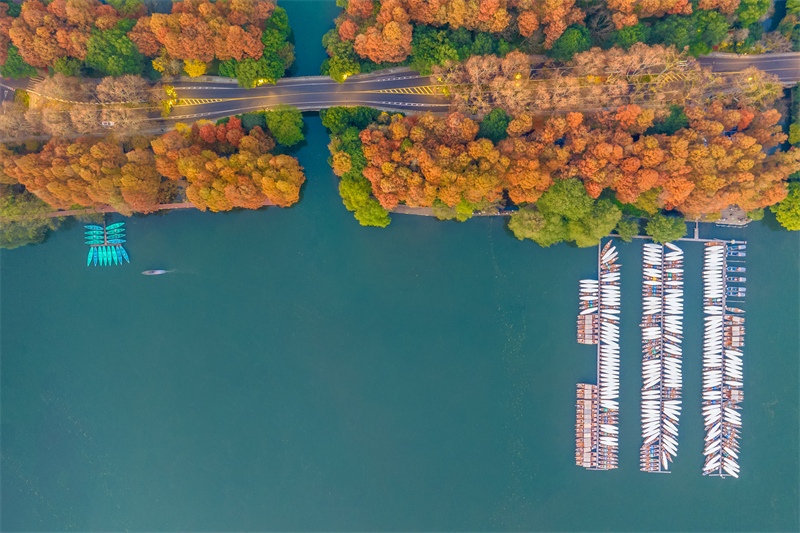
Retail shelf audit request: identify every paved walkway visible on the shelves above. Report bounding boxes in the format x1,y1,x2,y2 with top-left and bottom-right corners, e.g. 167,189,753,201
1,200,274,221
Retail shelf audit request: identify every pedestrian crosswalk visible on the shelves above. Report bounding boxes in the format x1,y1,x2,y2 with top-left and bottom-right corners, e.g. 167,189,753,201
27,75,45,91
178,98,224,105
377,85,439,95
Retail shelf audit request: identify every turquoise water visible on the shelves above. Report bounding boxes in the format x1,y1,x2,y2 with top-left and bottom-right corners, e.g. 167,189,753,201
1,2,799,530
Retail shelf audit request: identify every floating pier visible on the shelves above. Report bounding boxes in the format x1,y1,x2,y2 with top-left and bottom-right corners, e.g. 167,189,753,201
639,242,684,473
701,242,746,478
575,240,619,470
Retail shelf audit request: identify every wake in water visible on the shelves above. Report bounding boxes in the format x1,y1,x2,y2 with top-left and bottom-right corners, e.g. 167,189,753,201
141,269,197,276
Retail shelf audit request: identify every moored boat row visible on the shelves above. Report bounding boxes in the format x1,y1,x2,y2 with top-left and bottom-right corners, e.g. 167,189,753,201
640,242,684,473
575,240,620,470
702,241,746,478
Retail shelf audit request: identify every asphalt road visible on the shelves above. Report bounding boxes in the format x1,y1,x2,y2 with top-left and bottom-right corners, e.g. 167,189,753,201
697,52,800,85
2,52,798,132
165,72,447,123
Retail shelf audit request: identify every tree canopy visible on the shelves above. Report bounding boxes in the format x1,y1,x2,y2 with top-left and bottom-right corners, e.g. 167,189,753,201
645,213,687,244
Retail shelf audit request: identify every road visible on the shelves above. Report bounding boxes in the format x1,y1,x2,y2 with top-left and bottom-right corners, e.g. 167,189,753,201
697,52,800,85
2,52,798,131
165,72,446,123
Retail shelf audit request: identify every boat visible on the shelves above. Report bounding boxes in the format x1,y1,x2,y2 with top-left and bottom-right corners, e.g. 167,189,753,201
111,247,119,265
85,225,103,230
107,222,125,230
85,231,104,235
118,246,130,263
727,267,746,272
93,247,98,266
726,307,745,314
87,248,93,266
85,241,105,245
107,239,126,244
728,251,745,257
142,270,167,275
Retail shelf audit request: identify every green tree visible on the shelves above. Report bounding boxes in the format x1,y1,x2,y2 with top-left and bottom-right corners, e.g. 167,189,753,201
615,219,639,242
85,20,144,76
746,208,764,221
0,185,64,249
645,213,687,244
536,178,594,221
409,27,458,75
789,0,800,15
568,199,622,247
547,25,592,62
1,0,21,17
238,111,268,132
1,46,37,79
737,0,771,27
355,198,391,227
326,54,361,83
52,57,83,77
646,105,688,135
320,106,381,135
339,177,371,211
611,23,650,50
509,209,569,247
477,108,511,143
770,182,800,230
264,105,304,146
266,6,292,39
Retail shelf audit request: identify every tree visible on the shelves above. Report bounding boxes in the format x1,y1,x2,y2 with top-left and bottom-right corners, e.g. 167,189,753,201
0,184,65,249
746,208,764,221
326,54,361,83
615,219,639,242
183,60,207,77
477,108,511,143
264,105,304,146
354,198,391,227
96,75,154,103
1,46,37,79
645,213,687,243
86,20,144,76
736,0,770,27
610,23,649,50
770,182,800,230
547,25,591,62
53,57,83,77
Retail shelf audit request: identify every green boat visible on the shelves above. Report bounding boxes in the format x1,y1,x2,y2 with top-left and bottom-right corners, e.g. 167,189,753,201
112,247,119,265
97,247,104,266
85,231,104,236
100,247,107,266
86,242,105,246
87,248,94,266
85,225,103,230
107,222,125,230
118,246,130,263
103,246,110,266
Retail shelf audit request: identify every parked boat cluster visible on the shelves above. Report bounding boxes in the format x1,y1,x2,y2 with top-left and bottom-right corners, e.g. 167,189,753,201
639,243,684,473
575,241,619,470
85,223,130,266
702,242,746,478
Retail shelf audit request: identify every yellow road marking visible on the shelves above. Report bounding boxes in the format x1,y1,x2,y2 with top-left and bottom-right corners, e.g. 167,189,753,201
178,98,225,106
376,86,439,95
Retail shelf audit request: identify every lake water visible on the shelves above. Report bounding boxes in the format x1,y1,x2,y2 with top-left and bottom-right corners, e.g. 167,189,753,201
1,2,798,530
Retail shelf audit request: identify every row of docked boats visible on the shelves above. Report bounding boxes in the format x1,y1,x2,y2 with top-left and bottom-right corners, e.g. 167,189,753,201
640,242,684,473
85,223,130,266
702,242,746,478
575,240,620,470
88,245,130,266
